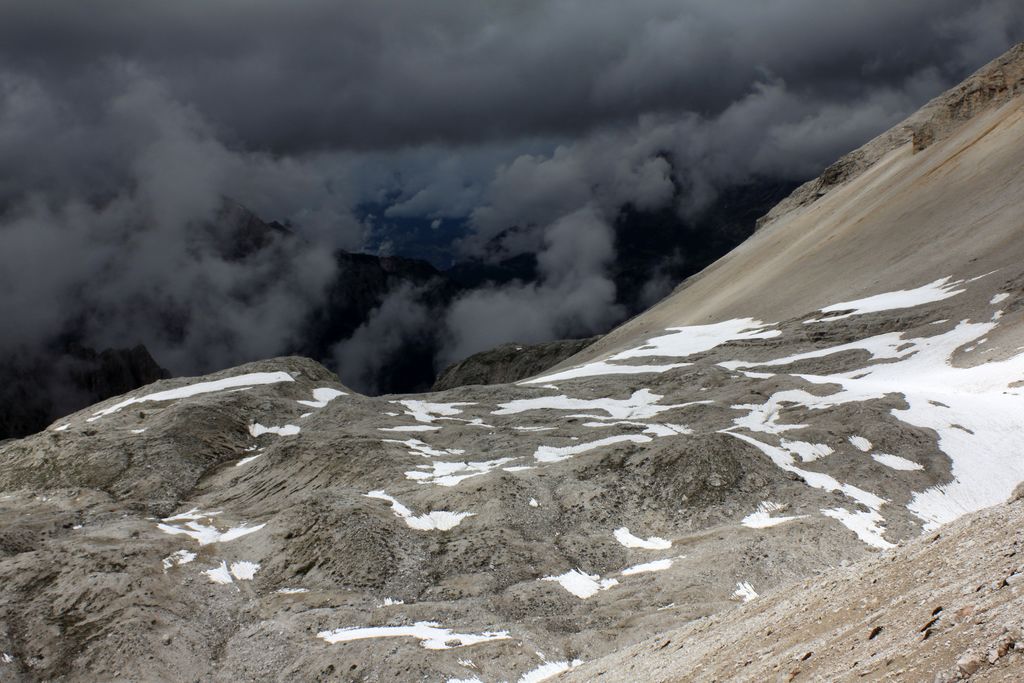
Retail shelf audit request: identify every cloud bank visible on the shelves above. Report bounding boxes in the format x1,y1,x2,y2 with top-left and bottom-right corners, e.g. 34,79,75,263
0,1,1021,404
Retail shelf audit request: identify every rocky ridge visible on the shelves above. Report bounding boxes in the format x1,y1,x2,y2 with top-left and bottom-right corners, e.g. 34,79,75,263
431,337,599,392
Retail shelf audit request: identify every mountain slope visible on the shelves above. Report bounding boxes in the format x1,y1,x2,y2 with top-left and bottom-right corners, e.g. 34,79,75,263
564,492,1024,682
1,43,1024,683
569,42,1024,365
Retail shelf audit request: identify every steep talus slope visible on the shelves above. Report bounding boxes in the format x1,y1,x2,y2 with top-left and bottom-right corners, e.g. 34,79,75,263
563,493,1024,682
1,43,1024,683
755,42,1024,231
568,42,1024,365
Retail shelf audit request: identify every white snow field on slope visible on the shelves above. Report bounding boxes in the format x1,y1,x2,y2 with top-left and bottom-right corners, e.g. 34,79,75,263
357,274,1024,554
86,371,295,421
724,313,1024,532
521,318,779,384
803,276,966,323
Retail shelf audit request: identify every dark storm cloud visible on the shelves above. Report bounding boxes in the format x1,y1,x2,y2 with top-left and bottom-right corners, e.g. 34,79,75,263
0,0,1021,401
0,1,1020,152
0,70,341,375
442,205,624,364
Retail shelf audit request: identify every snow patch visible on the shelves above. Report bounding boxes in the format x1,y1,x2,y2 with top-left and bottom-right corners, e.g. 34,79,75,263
621,559,673,575
613,527,671,550
203,560,259,583
741,501,803,529
734,581,758,602
203,562,234,584
235,452,263,467
383,438,466,458
87,371,294,421
297,387,346,408
848,435,872,452
157,510,266,546
249,423,300,437
541,569,618,598
161,549,196,571
804,277,964,323
522,318,778,384
521,360,688,384
780,439,833,462
229,561,260,580
405,458,517,487
318,621,509,649
726,432,892,548
365,490,473,531
517,659,584,683
533,435,651,463
394,400,474,423
495,389,699,422
725,318,1024,531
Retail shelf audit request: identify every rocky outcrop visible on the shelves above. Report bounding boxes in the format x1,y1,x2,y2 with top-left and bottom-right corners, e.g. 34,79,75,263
431,336,599,391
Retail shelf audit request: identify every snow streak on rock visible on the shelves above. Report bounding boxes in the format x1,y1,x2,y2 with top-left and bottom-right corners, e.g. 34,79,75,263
741,501,803,529
250,423,300,437
87,371,295,421
613,527,672,550
621,559,673,575
297,387,346,408
156,509,266,546
365,490,474,531
522,318,780,384
317,621,509,649
516,659,584,683
803,277,965,324
541,569,618,599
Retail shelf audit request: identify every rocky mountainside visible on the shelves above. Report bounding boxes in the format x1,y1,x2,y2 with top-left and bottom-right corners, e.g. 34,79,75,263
1,43,1023,683
431,337,599,391
564,491,1024,682
0,343,168,444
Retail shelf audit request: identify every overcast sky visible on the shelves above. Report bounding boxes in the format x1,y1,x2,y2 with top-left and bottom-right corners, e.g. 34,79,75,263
1,0,1021,389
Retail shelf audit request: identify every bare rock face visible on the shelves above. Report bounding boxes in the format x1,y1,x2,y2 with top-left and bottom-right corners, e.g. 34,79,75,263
432,337,599,391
